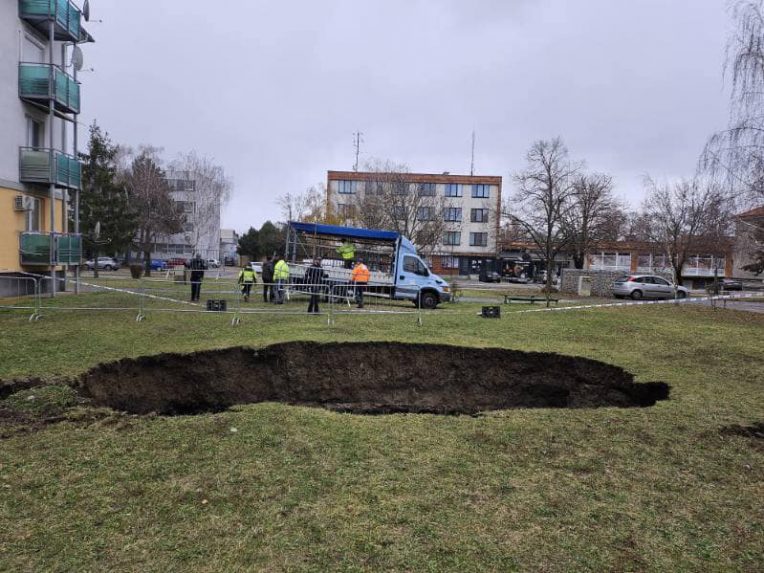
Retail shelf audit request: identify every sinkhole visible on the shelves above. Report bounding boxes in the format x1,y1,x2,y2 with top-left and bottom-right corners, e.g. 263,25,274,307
74,342,670,415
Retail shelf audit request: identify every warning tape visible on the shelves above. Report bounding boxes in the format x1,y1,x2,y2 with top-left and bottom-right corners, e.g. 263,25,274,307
503,292,761,315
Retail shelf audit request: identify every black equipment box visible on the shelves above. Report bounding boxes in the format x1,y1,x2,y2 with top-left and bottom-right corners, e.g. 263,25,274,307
206,299,227,312
481,305,501,318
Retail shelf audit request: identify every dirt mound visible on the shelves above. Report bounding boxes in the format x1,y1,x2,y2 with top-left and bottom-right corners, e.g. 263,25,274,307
74,342,669,415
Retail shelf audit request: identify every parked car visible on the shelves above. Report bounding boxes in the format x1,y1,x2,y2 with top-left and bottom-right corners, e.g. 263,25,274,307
207,258,220,268
149,259,168,271
166,257,188,267
612,275,690,300
720,278,743,291
250,262,263,274
479,271,502,283
84,257,120,271
223,256,236,266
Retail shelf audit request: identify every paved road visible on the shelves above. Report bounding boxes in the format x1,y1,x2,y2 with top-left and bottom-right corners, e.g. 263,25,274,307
705,300,764,314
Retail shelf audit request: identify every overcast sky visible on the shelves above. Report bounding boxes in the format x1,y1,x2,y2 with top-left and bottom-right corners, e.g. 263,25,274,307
80,0,732,232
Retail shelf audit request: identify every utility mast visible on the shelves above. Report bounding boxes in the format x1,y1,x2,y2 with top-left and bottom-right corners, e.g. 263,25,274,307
470,130,476,176
353,131,363,171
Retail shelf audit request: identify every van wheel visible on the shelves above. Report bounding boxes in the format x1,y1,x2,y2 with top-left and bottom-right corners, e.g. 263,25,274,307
417,291,438,309
630,290,643,300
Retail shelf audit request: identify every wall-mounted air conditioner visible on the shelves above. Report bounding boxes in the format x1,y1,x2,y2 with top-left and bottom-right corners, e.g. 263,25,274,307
13,195,34,211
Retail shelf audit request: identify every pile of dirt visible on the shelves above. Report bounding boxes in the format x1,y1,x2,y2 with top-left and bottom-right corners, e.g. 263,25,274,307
73,342,670,416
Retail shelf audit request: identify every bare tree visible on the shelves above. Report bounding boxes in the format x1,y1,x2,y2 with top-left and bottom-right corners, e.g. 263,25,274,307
508,138,580,304
702,0,764,206
169,152,232,258
563,173,625,269
641,178,733,287
125,149,184,275
278,184,328,223
344,159,449,257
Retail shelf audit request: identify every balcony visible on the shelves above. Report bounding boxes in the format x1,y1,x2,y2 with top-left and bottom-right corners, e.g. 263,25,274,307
19,63,80,114
19,147,82,190
19,232,82,266
18,0,85,43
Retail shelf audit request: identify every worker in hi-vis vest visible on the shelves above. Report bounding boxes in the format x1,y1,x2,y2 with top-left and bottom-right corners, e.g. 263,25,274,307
238,265,257,302
272,256,290,304
336,240,355,269
350,258,370,308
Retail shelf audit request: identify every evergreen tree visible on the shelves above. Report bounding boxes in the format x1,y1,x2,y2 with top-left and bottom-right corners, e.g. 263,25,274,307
237,227,260,259
79,123,136,277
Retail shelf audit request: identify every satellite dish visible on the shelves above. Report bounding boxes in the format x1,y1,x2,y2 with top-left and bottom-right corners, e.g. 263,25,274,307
83,0,90,22
71,46,84,72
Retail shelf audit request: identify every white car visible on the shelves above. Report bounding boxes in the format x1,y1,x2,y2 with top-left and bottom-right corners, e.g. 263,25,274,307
250,262,263,274
206,258,220,268
85,257,120,271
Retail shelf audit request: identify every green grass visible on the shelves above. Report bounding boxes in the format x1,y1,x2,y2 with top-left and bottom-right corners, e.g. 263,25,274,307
0,294,763,572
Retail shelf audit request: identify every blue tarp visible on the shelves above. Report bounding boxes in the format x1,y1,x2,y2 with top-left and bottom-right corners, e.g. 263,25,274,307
289,221,400,243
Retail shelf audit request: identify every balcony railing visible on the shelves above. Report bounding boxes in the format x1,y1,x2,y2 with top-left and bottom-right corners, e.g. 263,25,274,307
18,0,83,43
19,232,82,265
19,63,80,114
19,147,82,190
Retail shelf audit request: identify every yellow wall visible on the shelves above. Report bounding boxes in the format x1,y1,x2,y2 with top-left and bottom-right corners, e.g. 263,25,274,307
0,186,66,272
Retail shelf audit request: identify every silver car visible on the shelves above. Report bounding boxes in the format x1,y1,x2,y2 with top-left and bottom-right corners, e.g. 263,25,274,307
611,275,689,300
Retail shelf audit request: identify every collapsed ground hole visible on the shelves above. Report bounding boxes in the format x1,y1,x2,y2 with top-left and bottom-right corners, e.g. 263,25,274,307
71,342,669,416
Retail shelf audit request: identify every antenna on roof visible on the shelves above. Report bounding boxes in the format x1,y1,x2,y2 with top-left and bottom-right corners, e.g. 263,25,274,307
353,131,363,171
470,130,476,176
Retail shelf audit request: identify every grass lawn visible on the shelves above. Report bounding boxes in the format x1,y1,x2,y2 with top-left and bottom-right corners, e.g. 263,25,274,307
0,295,762,572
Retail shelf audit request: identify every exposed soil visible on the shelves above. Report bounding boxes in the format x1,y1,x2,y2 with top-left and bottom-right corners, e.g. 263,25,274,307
72,342,669,416
720,422,764,440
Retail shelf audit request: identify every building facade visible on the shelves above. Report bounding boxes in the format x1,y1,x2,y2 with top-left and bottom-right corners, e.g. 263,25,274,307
732,206,764,279
0,1,93,294
220,228,239,265
326,170,502,276
147,173,221,263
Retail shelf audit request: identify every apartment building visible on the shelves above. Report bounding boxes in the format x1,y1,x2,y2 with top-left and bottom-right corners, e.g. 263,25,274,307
147,172,221,262
326,170,502,275
0,1,93,295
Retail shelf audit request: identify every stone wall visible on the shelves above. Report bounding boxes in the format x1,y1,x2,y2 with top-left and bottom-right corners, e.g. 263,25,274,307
560,269,672,297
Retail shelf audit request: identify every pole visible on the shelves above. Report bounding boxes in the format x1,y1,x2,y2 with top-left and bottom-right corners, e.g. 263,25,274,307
48,18,57,297
73,50,80,294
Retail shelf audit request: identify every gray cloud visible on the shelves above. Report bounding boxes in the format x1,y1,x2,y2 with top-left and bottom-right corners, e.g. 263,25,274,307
81,0,729,230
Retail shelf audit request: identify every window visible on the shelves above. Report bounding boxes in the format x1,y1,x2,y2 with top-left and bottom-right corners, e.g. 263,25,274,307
337,180,357,194
403,255,429,276
637,253,652,270
183,223,194,233
176,201,195,214
445,183,462,197
337,203,355,219
469,232,488,247
392,184,409,196
443,231,461,246
26,117,44,148
441,256,459,269
443,207,462,222
472,184,490,198
365,180,384,195
392,206,406,219
417,206,435,221
470,208,489,223
653,277,670,286
23,35,45,63
25,197,41,232
417,183,436,196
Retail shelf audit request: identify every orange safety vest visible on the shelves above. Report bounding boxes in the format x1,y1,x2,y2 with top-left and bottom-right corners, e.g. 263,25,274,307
351,263,370,283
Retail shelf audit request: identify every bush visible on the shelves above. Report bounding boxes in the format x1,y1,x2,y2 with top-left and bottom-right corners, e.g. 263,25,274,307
129,264,144,279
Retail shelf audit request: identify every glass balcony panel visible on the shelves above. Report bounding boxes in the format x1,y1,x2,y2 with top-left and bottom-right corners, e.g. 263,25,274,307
19,148,82,190
19,0,83,43
19,63,80,113
20,232,53,265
